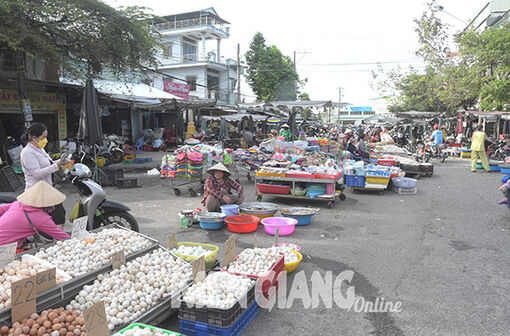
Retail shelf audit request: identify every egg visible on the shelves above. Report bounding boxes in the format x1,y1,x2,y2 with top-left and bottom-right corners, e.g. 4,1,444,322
227,248,281,276
270,245,299,263
170,245,212,257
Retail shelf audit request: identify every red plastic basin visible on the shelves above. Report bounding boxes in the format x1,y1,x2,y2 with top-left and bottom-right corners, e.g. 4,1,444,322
225,215,260,233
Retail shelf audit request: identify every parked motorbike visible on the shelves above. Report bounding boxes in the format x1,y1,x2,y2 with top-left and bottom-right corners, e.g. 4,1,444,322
67,163,139,231
486,140,508,161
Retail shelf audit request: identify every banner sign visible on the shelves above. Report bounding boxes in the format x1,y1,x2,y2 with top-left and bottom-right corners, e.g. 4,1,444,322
163,81,190,100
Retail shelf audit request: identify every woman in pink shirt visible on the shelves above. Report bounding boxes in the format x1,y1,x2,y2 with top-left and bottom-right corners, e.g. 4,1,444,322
0,181,69,249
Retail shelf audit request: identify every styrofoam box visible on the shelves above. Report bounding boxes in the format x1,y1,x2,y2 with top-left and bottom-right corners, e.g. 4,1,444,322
21,254,73,282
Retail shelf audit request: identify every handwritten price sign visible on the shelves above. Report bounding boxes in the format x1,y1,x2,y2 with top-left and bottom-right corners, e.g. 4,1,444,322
84,301,109,336
111,251,125,270
11,276,36,322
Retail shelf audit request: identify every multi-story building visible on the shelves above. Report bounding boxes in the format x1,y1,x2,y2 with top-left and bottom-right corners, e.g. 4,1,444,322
149,8,238,105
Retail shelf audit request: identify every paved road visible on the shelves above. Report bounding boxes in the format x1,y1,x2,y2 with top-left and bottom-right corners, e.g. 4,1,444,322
16,159,510,335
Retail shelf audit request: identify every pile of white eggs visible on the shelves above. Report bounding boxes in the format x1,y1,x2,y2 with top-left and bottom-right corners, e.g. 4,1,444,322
171,245,212,257
67,249,192,331
35,228,152,277
118,326,167,336
226,248,281,276
270,245,299,263
183,272,254,309
0,260,65,309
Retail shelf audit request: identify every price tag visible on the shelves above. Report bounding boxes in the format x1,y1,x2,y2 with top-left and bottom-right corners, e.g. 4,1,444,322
84,301,109,336
274,227,279,246
253,232,258,248
192,256,206,283
111,250,125,269
71,216,91,239
224,235,236,267
11,275,37,322
168,232,177,250
0,242,17,268
34,268,56,294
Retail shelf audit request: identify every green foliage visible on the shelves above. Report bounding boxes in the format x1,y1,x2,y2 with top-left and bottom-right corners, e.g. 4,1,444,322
373,0,510,113
0,0,161,77
299,92,310,101
245,32,304,101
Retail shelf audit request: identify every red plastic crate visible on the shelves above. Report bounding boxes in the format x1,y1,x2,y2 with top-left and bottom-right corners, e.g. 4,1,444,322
448,143,462,147
143,145,153,151
286,172,315,179
316,172,340,180
378,159,395,166
257,184,291,194
222,253,285,296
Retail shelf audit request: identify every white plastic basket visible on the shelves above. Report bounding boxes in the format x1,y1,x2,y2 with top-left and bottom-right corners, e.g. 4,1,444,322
391,177,417,189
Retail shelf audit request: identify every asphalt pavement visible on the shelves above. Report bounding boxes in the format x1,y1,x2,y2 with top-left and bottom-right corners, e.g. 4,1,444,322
11,158,510,335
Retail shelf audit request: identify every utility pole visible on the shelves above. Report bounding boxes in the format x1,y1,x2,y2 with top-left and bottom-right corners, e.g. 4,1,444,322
293,51,296,70
337,87,343,124
237,43,241,113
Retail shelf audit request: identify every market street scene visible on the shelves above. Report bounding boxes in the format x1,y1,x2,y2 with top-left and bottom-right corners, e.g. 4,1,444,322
0,1,509,336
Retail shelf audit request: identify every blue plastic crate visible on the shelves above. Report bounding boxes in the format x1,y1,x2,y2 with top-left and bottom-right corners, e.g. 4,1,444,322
345,175,365,187
133,157,152,164
179,301,258,336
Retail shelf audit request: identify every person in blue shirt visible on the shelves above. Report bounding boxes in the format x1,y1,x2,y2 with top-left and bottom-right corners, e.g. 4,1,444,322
428,124,444,146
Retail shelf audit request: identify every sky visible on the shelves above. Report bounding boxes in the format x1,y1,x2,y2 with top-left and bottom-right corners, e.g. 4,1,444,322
104,0,489,108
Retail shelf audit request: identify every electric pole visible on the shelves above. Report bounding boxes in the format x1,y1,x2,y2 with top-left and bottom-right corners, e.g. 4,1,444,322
237,43,241,113
293,51,296,70
337,87,343,124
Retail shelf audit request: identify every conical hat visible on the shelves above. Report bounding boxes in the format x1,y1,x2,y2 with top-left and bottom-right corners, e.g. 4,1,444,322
207,162,231,176
17,181,66,208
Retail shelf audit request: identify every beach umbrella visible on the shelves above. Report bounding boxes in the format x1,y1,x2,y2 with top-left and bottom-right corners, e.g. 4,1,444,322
455,112,464,136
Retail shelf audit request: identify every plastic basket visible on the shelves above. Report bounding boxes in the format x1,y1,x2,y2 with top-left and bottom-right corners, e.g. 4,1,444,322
115,323,181,335
284,250,302,274
345,175,365,187
391,177,417,189
179,279,255,328
365,176,390,185
316,172,340,180
173,242,219,268
179,301,258,336
221,253,285,296
255,171,286,177
225,215,259,233
199,220,225,230
257,183,291,194
377,159,396,166
286,172,315,179
290,188,307,196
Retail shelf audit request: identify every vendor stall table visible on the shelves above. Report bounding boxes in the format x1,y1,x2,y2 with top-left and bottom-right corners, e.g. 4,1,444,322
254,175,345,208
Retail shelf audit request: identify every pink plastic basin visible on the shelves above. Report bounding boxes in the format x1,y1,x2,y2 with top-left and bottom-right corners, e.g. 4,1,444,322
261,217,297,236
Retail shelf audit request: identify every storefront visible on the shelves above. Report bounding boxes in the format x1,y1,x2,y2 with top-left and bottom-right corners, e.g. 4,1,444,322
0,89,67,150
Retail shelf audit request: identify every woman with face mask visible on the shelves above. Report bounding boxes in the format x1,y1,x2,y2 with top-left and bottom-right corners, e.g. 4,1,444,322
20,123,66,228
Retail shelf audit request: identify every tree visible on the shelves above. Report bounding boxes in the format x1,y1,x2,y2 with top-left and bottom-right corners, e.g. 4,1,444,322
299,92,310,101
245,32,304,101
0,0,161,78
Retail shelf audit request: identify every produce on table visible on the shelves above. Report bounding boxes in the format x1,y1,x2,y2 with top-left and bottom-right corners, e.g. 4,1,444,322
183,272,254,309
119,326,167,336
270,245,299,263
0,260,65,310
0,308,85,336
170,245,212,257
67,249,192,331
35,228,152,277
226,248,281,276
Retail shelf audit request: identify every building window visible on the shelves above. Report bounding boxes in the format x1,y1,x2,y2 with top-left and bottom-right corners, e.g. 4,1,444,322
163,43,173,58
186,76,197,91
183,41,197,62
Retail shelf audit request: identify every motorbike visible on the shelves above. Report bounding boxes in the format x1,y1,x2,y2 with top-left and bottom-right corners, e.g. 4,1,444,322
486,140,508,161
67,163,139,231
0,163,139,234
416,140,447,163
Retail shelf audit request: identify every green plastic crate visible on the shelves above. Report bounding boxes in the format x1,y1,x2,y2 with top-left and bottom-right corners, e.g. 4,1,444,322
115,323,181,335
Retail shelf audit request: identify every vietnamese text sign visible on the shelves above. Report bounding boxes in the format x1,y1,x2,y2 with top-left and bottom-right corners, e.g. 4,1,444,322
11,276,37,322
84,301,109,336
163,81,190,100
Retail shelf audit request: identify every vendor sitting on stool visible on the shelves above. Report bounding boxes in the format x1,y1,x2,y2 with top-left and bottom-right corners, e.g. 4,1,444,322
202,163,244,212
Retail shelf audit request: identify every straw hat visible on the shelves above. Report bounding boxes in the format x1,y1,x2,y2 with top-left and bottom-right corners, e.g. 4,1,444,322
207,162,231,176
281,123,290,128
17,181,66,208
345,128,353,134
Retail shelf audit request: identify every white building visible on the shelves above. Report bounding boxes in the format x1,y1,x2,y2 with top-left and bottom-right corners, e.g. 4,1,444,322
149,8,238,106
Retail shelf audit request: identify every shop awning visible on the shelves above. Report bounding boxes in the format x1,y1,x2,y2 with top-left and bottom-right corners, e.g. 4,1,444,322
395,111,441,119
202,113,267,121
60,78,182,101
464,111,510,120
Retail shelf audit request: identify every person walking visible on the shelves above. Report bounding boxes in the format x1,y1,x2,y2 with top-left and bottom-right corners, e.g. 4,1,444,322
470,125,493,172
20,122,67,228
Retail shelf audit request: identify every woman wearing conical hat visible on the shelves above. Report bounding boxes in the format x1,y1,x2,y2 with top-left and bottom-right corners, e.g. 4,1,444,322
0,181,70,248
202,163,244,212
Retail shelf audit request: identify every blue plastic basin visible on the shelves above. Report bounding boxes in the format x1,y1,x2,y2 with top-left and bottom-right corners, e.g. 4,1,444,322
281,213,313,226
199,220,224,230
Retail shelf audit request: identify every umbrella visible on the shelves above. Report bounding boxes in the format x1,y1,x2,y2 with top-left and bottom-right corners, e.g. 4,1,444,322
78,79,103,146
220,117,229,139
455,112,464,136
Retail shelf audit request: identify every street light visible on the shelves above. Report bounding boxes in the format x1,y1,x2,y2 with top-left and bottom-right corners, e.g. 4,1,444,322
433,4,468,25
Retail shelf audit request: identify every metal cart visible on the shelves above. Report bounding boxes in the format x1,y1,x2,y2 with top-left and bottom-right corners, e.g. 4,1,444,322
254,175,345,208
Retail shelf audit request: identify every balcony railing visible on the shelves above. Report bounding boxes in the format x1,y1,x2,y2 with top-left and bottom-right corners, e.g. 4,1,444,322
155,17,227,33
183,53,197,62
